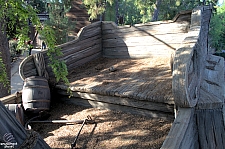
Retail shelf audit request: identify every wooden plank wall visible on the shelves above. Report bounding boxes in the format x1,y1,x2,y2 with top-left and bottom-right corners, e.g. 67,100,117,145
163,6,225,149
161,108,198,149
43,21,102,81
21,12,191,84
101,21,190,58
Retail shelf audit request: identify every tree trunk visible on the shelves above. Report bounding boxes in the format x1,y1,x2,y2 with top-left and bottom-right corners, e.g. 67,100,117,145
0,22,11,98
115,0,119,25
152,0,162,21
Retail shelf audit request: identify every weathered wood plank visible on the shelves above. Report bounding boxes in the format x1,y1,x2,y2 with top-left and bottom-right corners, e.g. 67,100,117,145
161,108,198,149
60,35,101,57
57,95,174,120
196,109,225,149
102,36,185,47
63,43,101,65
56,88,174,113
105,32,187,40
102,30,187,39
67,52,102,72
201,55,224,100
23,68,38,77
79,27,101,41
172,45,199,107
103,47,175,58
102,22,189,35
0,91,22,104
196,89,223,110
23,60,36,72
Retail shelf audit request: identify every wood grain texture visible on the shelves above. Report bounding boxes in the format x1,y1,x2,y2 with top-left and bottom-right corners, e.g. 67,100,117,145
56,88,174,113
196,109,225,149
57,95,174,120
172,45,199,107
0,91,22,104
163,6,225,149
102,20,190,59
57,56,173,105
172,6,213,108
161,108,198,149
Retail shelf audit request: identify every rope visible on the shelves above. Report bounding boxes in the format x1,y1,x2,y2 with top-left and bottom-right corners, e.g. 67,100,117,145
33,53,49,80
18,130,39,149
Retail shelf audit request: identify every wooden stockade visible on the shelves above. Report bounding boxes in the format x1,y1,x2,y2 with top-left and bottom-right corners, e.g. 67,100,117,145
17,10,192,119
1,5,224,148
102,21,190,58
162,6,225,148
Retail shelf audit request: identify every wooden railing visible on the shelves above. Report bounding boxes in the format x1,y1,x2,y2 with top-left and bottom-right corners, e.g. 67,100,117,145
101,20,189,58
161,6,225,148
3,5,224,148
19,12,191,87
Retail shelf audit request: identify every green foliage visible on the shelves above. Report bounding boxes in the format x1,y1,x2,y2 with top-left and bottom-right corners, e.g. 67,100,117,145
156,0,198,20
85,0,222,25
29,0,46,13
83,0,114,20
0,54,9,88
39,24,71,95
118,0,144,25
44,0,75,44
0,0,71,93
9,40,18,57
0,0,37,88
84,0,201,24
209,3,225,51
104,2,116,22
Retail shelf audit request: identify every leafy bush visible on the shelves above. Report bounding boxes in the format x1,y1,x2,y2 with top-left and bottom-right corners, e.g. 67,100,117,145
9,40,18,57
209,3,225,52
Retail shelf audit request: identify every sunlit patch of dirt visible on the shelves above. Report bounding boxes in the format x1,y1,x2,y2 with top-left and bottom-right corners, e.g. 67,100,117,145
31,102,173,149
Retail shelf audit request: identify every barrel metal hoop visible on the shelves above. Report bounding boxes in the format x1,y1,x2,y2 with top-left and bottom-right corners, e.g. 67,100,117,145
25,108,49,110
23,100,51,103
25,78,48,82
23,85,49,89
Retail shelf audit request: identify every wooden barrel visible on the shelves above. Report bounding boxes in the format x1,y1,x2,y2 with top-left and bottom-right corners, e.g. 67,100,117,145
5,104,24,125
22,76,51,113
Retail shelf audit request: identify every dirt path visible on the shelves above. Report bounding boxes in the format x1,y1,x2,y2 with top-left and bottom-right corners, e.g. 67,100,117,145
31,102,172,149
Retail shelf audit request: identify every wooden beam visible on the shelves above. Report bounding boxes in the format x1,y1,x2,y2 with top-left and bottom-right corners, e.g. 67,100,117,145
196,108,225,149
161,108,198,149
0,91,22,104
58,95,174,120
56,89,174,113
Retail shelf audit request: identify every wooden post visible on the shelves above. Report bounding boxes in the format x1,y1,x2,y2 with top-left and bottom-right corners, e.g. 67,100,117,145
163,6,225,148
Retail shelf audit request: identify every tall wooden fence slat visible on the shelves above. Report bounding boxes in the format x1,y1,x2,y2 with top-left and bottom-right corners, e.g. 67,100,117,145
163,6,225,148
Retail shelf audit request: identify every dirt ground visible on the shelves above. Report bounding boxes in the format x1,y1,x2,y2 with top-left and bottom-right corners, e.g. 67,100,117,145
31,101,173,149
30,56,173,148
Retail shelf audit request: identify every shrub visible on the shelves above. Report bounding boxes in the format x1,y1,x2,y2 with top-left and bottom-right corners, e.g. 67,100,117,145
209,3,225,52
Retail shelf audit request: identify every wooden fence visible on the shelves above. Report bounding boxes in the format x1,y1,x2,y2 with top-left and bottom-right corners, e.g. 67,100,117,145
5,5,225,148
161,6,225,148
102,21,189,58
19,11,191,86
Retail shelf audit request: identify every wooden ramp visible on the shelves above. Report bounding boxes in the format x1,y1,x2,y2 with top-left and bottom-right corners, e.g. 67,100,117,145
56,56,174,118
18,10,192,119
2,5,225,149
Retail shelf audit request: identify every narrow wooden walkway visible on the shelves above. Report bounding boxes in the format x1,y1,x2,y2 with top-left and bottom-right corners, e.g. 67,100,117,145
56,56,174,116
59,57,173,104
18,11,192,118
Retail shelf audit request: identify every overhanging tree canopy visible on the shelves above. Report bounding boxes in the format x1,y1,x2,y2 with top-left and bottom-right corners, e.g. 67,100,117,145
0,0,70,97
